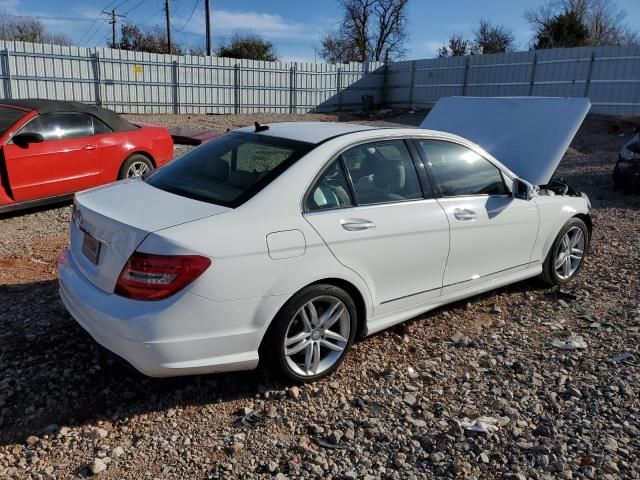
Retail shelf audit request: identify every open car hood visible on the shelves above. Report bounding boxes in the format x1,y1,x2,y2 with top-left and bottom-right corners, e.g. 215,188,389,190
420,97,591,185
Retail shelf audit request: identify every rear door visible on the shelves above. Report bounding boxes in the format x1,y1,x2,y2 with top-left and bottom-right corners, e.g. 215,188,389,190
304,139,450,316
415,139,539,295
2,112,100,201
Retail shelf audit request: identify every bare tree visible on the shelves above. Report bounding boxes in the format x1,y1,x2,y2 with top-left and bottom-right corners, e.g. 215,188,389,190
525,0,638,48
472,19,515,54
0,13,71,45
317,0,409,63
437,34,471,57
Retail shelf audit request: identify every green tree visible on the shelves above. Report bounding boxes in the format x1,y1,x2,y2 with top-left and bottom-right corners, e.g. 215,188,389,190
437,35,471,57
533,10,590,49
216,35,278,62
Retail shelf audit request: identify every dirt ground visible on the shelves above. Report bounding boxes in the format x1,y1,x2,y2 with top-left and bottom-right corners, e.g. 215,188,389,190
0,111,638,479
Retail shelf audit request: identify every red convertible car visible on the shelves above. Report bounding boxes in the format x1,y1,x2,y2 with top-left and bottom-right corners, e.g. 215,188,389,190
0,99,173,214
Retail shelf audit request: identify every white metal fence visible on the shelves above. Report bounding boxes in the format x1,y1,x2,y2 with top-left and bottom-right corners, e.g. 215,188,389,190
386,45,640,115
0,40,383,114
0,40,638,115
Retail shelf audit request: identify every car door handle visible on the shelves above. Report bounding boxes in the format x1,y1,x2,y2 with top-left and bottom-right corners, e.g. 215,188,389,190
83,144,98,150
453,208,478,221
341,219,376,231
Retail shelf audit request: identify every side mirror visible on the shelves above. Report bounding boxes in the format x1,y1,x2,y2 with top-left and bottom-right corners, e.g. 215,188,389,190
513,178,534,201
13,132,44,148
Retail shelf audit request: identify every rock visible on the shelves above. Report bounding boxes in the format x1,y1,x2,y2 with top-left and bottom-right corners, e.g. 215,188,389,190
288,386,300,399
403,393,417,406
88,459,107,475
603,461,619,474
329,430,343,445
110,446,125,458
25,435,39,446
451,332,471,346
88,428,108,440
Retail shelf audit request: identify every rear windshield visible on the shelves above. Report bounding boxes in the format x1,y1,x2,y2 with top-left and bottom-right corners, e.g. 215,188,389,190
145,132,313,207
0,106,27,136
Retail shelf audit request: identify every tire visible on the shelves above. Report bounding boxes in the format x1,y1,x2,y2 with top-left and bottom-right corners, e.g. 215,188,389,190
261,284,358,383
540,217,589,286
118,154,154,180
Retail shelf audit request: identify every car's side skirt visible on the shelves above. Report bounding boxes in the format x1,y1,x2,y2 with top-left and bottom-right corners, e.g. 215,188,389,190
0,193,73,215
365,265,543,336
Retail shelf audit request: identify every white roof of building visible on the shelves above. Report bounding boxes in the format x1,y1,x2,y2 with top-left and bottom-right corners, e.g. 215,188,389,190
235,121,380,144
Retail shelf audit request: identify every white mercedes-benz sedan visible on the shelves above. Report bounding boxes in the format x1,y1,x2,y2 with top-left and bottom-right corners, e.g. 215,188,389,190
58,97,593,382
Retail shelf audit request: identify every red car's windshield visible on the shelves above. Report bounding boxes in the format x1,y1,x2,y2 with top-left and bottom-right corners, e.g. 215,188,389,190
0,106,28,137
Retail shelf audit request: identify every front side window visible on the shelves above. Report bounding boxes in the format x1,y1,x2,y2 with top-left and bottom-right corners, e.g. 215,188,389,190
306,160,354,211
39,113,93,141
418,140,508,196
146,132,312,207
342,140,423,205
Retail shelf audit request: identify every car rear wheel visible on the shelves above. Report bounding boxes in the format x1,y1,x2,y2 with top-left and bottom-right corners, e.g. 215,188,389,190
263,284,357,383
541,218,589,285
118,154,154,180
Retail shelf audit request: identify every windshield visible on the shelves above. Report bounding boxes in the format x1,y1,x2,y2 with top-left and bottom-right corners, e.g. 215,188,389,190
0,106,27,137
146,132,313,207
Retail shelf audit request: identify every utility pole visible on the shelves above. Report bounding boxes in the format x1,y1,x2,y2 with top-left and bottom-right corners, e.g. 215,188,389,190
165,0,171,54
205,0,211,55
102,9,125,48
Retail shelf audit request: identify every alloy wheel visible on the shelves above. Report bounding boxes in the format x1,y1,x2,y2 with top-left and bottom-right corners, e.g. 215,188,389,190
554,226,585,280
127,161,150,178
283,295,351,377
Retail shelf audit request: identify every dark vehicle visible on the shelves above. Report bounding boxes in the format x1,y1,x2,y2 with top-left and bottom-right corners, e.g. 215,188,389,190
613,130,640,191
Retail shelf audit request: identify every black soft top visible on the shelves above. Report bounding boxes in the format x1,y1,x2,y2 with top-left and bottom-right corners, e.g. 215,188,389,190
0,99,137,132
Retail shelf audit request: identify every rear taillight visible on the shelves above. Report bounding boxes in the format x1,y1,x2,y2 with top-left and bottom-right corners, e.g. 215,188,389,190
115,252,211,301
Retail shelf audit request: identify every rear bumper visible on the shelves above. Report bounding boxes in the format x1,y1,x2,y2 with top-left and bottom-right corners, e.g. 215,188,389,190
58,248,269,377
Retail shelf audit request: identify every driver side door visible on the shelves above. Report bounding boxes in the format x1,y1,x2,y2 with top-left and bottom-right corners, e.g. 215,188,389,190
2,113,99,201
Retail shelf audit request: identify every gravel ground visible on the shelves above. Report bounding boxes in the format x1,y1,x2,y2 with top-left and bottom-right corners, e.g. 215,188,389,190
0,112,639,479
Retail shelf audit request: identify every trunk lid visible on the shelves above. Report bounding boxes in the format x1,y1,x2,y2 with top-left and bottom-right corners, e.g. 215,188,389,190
71,179,230,293
420,96,591,185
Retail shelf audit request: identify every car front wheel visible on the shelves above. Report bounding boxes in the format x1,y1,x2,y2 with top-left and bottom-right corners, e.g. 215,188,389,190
263,284,357,382
541,217,589,285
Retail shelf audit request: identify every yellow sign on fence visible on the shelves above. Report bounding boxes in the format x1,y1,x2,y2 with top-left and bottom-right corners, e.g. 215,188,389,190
133,65,143,74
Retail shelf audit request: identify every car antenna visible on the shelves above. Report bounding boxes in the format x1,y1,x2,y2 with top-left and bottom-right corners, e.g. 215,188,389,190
254,121,269,132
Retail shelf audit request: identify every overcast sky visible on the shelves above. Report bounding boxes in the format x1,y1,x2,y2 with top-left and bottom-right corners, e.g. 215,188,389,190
1,0,639,62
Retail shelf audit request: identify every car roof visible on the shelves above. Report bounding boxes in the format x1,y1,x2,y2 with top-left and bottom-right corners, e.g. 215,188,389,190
234,121,381,144
0,99,137,132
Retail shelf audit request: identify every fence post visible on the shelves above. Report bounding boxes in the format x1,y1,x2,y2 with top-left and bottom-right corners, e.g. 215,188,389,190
584,50,595,98
92,50,102,106
382,60,389,107
336,67,342,111
408,60,416,108
233,64,240,114
462,55,470,96
289,64,296,114
528,52,538,96
3,49,12,99
173,59,180,114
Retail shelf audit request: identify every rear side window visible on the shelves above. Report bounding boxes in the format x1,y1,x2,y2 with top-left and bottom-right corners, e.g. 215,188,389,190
39,113,93,140
92,116,112,134
342,140,423,205
0,107,27,136
306,160,354,211
146,132,312,207
418,140,508,196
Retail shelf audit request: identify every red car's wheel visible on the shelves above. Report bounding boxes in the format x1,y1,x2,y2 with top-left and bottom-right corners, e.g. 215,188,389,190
118,154,154,180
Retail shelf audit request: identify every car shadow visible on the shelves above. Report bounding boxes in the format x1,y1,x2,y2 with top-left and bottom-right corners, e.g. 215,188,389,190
0,199,72,220
0,280,285,446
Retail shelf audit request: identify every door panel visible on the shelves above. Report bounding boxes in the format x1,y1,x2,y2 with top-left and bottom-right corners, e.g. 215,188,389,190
306,200,450,315
3,113,100,201
304,140,450,317
437,196,539,294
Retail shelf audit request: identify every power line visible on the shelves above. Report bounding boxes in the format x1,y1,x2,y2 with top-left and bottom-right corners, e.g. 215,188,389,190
79,0,119,44
124,0,151,16
0,14,96,22
176,0,199,31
